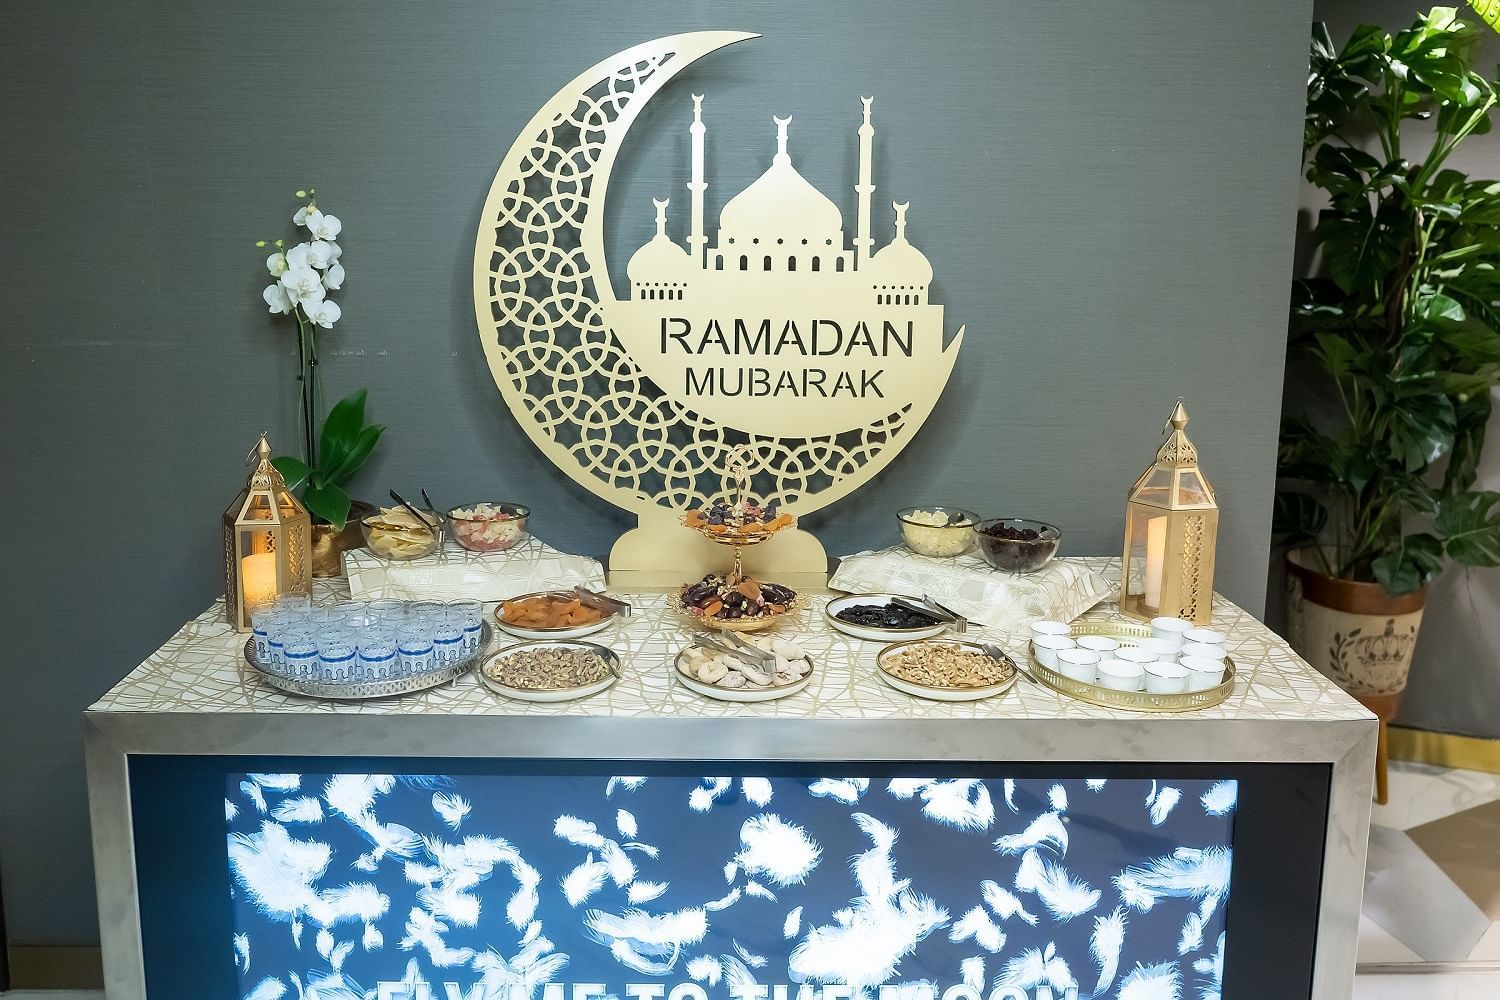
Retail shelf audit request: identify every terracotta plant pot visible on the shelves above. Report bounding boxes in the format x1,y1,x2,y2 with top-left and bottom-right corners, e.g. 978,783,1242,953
1283,548,1427,697
310,499,377,578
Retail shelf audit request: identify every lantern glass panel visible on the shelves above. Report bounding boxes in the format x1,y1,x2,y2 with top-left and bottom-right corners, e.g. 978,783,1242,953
1175,469,1212,506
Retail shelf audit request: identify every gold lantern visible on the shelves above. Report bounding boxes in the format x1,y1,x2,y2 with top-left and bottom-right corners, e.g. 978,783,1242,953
222,435,312,631
1120,400,1219,625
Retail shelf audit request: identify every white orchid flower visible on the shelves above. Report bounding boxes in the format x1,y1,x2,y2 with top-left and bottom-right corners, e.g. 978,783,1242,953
263,283,294,315
278,266,326,306
323,262,346,290
304,209,342,240
285,242,311,269
293,205,310,226
304,298,341,329
305,241,335,270
326,241,342,261
265,251,288,276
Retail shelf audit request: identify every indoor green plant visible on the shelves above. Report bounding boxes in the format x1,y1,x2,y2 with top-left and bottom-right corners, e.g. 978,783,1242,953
1278,8,1500,706
257,189,385,573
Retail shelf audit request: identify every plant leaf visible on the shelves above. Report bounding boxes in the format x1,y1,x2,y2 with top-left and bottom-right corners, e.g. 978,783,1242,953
1372,533,1444,595
301,481,353,531
1273,492,1329,543
318,389,369,481
1444,391,1494,494
1436,490,1500,566
322,424,386,488
271,455,312,492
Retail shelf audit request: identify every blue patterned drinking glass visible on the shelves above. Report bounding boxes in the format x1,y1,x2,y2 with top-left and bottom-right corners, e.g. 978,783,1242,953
316,627,357,682
431,621,465,668
357,628,400,681
447,601,484,656
282,633,320,683
397,626,435,677
250,607,281,666
272,594,312,614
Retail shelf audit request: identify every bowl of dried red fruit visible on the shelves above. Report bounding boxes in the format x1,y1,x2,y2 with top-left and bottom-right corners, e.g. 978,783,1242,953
974,518,1061,574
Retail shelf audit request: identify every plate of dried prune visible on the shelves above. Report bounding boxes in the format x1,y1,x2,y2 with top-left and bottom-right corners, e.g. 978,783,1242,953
825,593,951,642
676,574,804,632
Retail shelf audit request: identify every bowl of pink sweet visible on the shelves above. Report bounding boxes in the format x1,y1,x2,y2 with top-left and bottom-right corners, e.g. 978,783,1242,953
446,502,531,553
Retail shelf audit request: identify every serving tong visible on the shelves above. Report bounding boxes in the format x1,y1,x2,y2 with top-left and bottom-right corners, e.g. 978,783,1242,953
886,594,986,633
692,630,775,668
573,587,632,618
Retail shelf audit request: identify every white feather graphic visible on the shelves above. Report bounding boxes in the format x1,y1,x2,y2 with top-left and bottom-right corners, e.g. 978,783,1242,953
250,774,302,791
995,942,1076,991
742,777,774,806
1179,909,1205,955
1119,847,1233,911
735,814,822,886
398,906,475,967
562,855,608,906
1194,932,1226,1000
961,956,985,992
616,809,638,838
240,780,267,814
243,977,286,1000
226,798,239,822
949,906,1006,952
1086,778,1107,791
744,880,778,901
554,815,606,848
1048,784,1068,812
271,797,324,824
687,955,722,984
890,779,994,830
981,880,1039,925
689,777,732,812
628,880,668,904
1015,849,1100,920
314,928,334,960
1200,781,1238,816
810,777,870,804
734,941,768,968
605,776,646,796
1090,906,1127,995
1004,778,1018,812
583,905,708,975
233,932,250,972
784,906,803,938
361,921,382,951
1117,962,1181,1000
705,888,742,911
994,812,1068,857
1149,787,1182,826
431,792,470,831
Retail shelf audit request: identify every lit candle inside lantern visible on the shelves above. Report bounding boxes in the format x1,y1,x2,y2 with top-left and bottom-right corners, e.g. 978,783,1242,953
1144,515,1167,611
241,551,279,611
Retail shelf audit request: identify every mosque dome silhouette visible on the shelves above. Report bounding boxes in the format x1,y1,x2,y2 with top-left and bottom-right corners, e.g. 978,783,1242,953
625,97,935,305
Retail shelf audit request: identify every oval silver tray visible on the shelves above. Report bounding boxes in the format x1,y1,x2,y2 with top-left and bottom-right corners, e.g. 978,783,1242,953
1027,620,1235,713
242,621,491,700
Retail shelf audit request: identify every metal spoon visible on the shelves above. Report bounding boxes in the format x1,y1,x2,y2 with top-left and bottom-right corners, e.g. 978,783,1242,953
980,642,1035,684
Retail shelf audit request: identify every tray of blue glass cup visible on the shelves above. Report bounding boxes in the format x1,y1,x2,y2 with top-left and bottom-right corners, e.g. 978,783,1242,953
242,598,493,700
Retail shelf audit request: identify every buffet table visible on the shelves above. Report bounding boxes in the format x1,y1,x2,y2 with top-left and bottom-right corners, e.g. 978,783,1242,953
86,557,1376,1000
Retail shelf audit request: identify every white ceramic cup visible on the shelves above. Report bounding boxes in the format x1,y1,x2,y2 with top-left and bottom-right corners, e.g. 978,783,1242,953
1056,648,1101,684
1150,617,1193,645
1144,660,1189,694
1031,620,1071,642
1180,640,1226,661
1076,635,1119,656
1097,659,1145,692
1137,637,1181,660
1181,654,1225,691
1115,647,1156,668
1184,626,1225,647
1031,634,1075,668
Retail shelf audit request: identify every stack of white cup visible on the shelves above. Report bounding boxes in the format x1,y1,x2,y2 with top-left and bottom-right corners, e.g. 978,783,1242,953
1028,617,1228,694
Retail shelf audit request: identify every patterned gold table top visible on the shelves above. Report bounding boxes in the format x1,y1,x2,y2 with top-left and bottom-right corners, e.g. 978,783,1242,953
89,557,1370,722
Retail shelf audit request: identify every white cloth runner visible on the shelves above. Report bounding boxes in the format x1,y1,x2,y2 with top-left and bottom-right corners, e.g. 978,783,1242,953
829,546,1112,633
345,535,605,602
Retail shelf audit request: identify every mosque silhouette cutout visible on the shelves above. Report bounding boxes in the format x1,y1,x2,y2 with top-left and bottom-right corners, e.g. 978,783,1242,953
626,97,935,309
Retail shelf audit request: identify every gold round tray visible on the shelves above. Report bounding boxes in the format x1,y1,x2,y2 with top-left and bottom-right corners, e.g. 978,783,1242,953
673,592,809,633
1027,620,1236,713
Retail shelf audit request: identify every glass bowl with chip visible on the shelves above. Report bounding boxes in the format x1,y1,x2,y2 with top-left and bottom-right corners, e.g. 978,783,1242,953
360,505,445,561
896,506,979,557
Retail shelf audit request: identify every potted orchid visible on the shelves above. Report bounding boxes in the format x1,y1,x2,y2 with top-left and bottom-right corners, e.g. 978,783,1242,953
256,189,384,575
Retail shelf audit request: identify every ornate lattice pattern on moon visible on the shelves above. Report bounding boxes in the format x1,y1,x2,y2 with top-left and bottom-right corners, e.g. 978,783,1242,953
475,42,916,515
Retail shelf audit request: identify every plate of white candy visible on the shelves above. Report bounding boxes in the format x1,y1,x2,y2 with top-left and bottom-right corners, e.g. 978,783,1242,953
674,634,814,703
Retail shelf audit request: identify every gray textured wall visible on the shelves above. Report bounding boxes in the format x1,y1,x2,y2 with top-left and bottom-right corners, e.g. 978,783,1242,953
1283,1,1500,740
0,1,1310,945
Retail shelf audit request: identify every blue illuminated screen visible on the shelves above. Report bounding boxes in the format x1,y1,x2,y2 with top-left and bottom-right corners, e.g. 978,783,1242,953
225,773,1236,1000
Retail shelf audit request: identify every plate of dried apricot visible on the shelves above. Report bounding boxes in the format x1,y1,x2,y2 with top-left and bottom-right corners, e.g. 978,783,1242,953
495,590,625,640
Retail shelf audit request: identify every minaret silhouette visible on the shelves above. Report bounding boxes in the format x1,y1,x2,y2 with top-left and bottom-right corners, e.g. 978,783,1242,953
856,97,875,268
688,95,707,268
